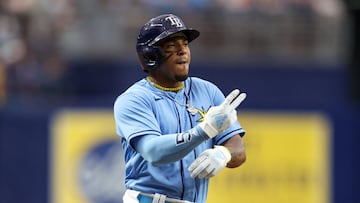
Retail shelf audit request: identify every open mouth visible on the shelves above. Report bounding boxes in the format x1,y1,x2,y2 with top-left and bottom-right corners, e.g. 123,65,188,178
176,59,188,65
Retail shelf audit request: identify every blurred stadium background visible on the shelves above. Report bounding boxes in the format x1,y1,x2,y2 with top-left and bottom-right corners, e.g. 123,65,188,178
0,0,359,203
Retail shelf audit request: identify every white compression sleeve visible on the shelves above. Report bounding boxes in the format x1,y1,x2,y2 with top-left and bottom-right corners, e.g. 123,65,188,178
132,126,209,166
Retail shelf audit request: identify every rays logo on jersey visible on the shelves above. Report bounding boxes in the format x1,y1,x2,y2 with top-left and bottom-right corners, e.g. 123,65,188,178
195,107,208,123
188,105,209,123
187,104,208,122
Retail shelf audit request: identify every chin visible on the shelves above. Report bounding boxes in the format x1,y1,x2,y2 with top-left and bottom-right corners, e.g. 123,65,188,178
175,74,188,81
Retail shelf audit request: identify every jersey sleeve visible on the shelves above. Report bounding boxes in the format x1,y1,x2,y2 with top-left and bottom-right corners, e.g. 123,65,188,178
114,90,161,147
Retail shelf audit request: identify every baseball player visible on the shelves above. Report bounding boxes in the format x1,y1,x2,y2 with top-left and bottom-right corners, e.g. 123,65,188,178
113,14,247,203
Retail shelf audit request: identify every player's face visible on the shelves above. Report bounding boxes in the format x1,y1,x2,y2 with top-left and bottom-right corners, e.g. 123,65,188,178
156,36,191,84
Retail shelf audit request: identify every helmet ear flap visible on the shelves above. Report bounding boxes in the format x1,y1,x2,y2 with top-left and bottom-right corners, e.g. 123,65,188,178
137,45,164,72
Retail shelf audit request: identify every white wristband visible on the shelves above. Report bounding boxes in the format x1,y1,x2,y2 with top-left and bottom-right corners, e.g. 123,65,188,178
215,145,231,163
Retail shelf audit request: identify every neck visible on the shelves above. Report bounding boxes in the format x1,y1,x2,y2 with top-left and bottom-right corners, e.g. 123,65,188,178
146,76,184,92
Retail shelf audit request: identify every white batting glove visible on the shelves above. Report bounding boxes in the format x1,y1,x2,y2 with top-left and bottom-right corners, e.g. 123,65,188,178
188,146,231,179
199,89,246,138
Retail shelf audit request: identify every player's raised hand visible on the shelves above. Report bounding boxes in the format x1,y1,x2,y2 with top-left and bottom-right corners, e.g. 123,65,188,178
188,145,231,179
198,89,246,138
220,89,247,111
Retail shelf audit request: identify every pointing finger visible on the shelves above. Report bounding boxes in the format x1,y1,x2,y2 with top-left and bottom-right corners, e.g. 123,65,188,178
229,92,247,110
220,89,240,108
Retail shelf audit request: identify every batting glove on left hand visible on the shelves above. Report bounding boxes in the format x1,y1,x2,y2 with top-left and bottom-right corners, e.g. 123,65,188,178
188,146,231,179
198,89,246,139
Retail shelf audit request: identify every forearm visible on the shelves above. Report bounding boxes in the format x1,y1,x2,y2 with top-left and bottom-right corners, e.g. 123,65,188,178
222,134,246,168
133,126,209,166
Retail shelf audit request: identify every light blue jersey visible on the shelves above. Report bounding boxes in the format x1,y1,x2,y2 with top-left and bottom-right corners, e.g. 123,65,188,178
114,77,245,203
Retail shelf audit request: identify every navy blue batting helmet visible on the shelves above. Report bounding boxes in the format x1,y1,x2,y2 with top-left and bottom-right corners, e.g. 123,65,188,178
136,14,200,72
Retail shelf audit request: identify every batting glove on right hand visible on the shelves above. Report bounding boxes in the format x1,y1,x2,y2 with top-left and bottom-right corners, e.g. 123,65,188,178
199,89,246,138
189,145,231,179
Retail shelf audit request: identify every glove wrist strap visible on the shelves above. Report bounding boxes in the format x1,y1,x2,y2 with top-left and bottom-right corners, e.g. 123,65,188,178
198,122,218,138
215,145,232,163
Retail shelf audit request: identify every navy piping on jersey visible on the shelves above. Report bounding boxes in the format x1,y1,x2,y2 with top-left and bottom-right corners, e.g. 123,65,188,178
128,130,161,138
172,99,186,200
185,78,198,203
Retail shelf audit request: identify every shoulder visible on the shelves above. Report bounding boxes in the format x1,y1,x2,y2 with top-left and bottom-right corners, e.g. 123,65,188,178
187,77,225,106
114,79,155,108
188,77,219,90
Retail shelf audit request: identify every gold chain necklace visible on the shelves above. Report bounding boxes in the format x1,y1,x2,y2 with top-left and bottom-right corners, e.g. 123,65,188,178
146,77,198,115
146,77,184,92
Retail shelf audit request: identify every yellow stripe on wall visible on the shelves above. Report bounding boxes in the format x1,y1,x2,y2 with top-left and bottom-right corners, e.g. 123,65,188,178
207,112,331,203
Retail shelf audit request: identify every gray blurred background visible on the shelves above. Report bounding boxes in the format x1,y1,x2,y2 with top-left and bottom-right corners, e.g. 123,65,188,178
0,0,359,203
0,0,352,99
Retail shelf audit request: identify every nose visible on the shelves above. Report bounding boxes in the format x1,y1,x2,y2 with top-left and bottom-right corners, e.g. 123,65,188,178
177,44,188,55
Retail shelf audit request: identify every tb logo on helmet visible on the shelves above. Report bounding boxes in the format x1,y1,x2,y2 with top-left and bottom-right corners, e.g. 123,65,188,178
165,16,183,28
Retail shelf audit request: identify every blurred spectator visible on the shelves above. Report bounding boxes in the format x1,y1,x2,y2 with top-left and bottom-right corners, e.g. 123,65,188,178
139,0,213,10
214,0,255,13
6,52,43,98
313,0,345,17
0,61,6,106
6,50,67,99
213,0,344,16
0,13,26,65
58,0,127,59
